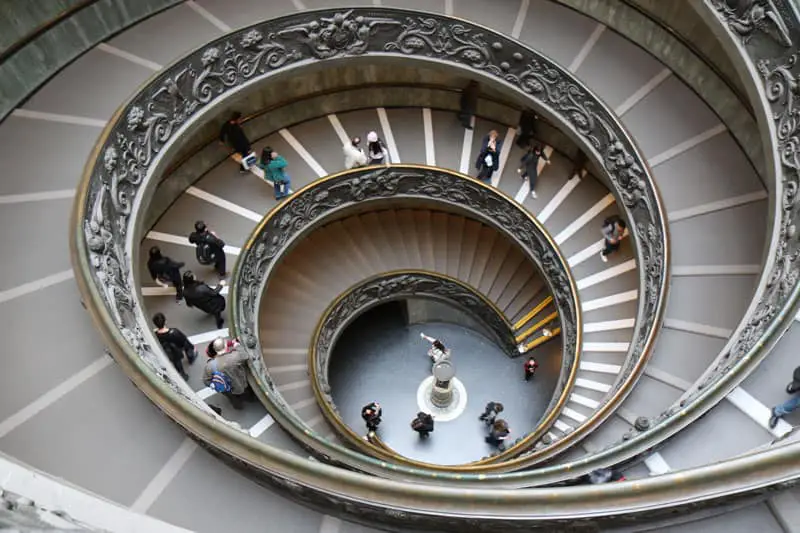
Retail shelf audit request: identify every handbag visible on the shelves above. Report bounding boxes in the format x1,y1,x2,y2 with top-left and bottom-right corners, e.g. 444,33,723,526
241,152,258,170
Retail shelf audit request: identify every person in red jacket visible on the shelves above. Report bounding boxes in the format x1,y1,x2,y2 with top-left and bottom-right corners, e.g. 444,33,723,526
524,357,539,381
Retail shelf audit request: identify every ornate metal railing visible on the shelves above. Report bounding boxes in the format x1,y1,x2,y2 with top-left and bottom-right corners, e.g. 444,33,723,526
232,165,581,472
71,6,669,482
309,269,533,465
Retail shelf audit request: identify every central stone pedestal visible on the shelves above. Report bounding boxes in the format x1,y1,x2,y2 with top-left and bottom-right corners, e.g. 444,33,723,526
416,375,468,422
430,360,456,407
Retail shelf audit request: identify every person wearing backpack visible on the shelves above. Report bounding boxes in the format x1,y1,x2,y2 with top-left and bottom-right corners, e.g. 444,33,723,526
366,131,390,165
259,147,291,200
600,215,628,263
202,337,255,410
182,271,226,329
188,220,226,277
147,246,185,302
152,312,197,380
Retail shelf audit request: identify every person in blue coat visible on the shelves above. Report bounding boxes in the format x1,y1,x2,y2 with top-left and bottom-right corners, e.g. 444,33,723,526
260,146,291,200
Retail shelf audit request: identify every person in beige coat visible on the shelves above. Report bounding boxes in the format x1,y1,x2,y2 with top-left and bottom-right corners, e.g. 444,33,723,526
202,337,255,409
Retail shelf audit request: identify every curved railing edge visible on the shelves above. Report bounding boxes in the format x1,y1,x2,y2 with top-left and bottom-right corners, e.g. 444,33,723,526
307,269,558,468
231,164,582,474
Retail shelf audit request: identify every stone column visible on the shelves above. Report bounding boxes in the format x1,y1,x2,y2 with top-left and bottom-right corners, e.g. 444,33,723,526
430,360,456,408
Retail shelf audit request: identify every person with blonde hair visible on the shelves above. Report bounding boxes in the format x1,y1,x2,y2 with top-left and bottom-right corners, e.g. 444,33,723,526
343,136,368,169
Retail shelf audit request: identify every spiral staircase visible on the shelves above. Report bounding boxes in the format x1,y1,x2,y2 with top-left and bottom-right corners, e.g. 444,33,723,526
2,0,800,531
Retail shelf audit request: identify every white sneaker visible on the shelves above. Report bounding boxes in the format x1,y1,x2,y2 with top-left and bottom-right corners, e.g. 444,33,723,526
542,329,552,337
600,253,608,263
530,190,537,199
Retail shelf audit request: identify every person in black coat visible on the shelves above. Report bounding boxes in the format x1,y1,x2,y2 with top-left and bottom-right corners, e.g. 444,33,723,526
485,419,510,447
182,271,226,329
147,246,185,302
361,401,382,432
411,412,434,438
458,81,479,129
188,220,226,277
219,111,252,173
152,312,197,379
479,401,504,425
476,130,502,183
518,144,550,198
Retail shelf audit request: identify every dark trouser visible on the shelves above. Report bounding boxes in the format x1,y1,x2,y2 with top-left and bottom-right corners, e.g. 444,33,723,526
168,353,187,378
168,271,184,300
485,434,506,447
224,386,256,410
525,369,536,381
366,418,381,432
235,145,252,171
522,169,538,190
602,239,621,257
211,250,226,276
477,168,493,183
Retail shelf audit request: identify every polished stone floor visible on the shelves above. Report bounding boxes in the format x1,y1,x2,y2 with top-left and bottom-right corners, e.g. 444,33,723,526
329,303,561,465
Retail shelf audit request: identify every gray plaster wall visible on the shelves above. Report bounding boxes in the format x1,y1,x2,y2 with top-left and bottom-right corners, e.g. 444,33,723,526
405,298,497,345
552,0,766,184
0,0,182,121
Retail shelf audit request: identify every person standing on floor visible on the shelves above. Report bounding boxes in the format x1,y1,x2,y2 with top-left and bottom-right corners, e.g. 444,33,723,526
203,337,256,410
769,366,800,428
189,221,226,277
411,412,434,438
518,144,551,198
361,401,382,432
147,246,185,302
458,80,479,130
259,146,291,200
343,136,368,169
182,271,227,329
600,215,627,263
479,401,504,425
515,110,539,149
524,357,539,381
366,131,390,165
219,111,253,173
152,312,197,380
476,130,502,184
485,419,510,447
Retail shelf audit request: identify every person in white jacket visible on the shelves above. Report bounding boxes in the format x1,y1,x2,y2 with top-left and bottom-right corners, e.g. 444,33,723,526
343,136,367,169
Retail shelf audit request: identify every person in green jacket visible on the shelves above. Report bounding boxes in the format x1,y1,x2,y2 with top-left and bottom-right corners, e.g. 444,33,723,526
259,146,291,200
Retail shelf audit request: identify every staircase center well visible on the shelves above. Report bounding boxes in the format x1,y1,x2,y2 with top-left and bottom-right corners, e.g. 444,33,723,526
328,301,560,465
